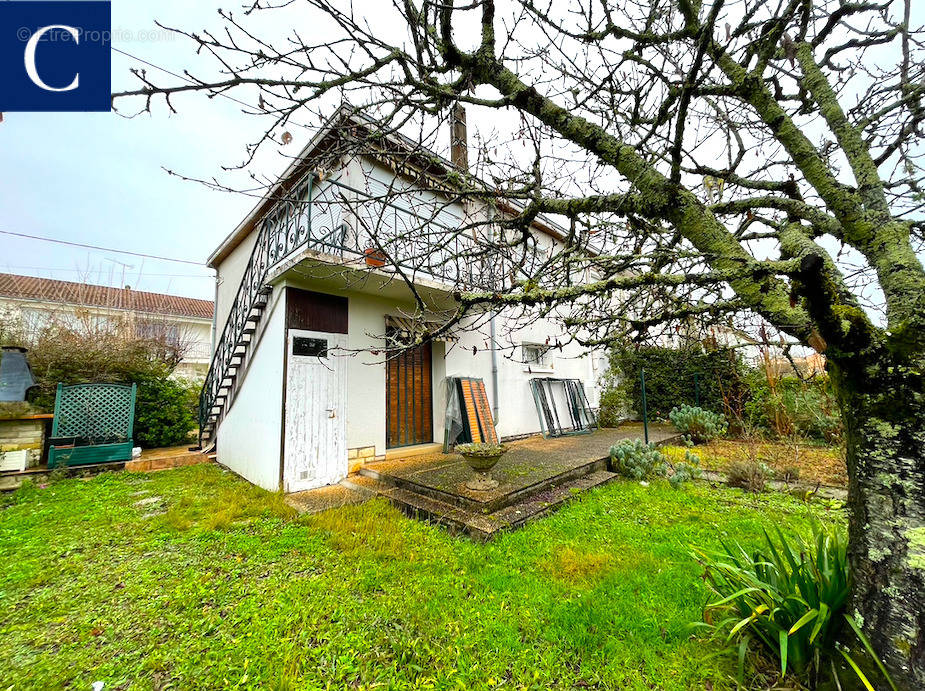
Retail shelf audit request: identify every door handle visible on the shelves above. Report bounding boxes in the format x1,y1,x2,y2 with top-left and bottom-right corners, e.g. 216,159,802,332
327,408,336,418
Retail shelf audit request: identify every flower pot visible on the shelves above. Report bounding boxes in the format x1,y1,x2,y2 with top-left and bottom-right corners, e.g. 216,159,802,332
364,248,387,267
456,444,507,491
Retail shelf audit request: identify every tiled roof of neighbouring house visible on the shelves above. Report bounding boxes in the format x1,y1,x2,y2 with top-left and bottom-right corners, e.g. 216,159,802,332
0,273,214,320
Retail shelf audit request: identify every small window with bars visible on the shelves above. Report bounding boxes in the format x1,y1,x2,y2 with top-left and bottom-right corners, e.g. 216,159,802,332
522,343,552,371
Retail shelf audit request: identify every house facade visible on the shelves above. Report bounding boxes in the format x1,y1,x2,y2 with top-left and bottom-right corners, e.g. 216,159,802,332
205,108,604,493
0,273,214,378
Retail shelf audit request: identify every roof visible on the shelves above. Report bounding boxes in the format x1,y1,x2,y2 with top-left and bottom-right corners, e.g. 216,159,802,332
0,273,214,320
208,105,570,268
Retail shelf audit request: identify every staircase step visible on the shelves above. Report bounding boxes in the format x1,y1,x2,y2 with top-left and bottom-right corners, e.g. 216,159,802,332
380,486,481,535
377,469,618,540
344,474,390,493
485,470,617,532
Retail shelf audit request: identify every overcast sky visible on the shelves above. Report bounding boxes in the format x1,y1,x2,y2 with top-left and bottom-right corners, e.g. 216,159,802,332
1,1,310,301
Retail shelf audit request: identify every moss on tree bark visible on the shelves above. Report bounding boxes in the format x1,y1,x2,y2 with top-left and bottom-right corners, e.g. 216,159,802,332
830,350,925,688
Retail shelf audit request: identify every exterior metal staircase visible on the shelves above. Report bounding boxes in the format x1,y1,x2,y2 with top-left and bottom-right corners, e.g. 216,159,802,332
197,172,319,449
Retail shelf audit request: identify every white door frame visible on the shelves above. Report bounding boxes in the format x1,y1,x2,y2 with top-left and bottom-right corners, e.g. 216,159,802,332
283,329,347,492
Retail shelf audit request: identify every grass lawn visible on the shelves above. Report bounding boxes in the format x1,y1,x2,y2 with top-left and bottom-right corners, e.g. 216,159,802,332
662,439,847,488
0,464,844,690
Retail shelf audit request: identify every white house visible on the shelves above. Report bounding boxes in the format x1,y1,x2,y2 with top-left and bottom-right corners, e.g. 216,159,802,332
0,272,214,378
204,107,604,493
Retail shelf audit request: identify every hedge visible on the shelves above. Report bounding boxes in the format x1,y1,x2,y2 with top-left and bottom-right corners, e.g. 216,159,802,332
601,344,750,423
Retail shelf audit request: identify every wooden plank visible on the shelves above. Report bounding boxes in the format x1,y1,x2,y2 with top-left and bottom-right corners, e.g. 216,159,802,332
460,379,483,443
471,380,498,443
285,287,348,333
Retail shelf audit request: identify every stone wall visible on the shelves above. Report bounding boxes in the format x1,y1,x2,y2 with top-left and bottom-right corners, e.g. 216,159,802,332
347,445,384,473
0,417,47,469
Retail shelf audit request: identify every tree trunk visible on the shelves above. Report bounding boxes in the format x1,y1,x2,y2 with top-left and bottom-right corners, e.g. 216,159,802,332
829,350,925,689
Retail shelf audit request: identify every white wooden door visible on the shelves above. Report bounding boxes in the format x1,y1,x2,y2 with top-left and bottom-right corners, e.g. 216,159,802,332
284,329,347,492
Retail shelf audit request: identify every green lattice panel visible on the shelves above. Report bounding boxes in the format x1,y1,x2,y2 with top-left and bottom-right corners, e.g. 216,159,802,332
51,383,136,442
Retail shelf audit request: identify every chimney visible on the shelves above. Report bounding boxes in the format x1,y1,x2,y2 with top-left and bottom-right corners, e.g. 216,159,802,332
449,103,468,171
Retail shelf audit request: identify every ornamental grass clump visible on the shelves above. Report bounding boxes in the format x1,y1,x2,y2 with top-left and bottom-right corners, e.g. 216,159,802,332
693,525,896,690
669,404,728,443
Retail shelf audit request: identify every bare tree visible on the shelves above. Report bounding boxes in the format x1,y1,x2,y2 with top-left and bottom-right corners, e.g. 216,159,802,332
116,0,925,683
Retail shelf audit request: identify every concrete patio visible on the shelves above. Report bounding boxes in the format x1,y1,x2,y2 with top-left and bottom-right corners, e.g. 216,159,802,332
339,423,680,538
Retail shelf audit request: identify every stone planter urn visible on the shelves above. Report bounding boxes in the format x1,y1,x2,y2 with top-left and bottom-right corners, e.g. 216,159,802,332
455,442,508,491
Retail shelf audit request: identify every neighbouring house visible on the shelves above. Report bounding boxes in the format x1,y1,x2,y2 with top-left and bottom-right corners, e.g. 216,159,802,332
204,106,605,493
0,273,214,378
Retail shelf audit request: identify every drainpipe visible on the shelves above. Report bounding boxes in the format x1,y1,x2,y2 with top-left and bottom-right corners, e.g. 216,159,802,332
490,313,499,423
210,270,220,356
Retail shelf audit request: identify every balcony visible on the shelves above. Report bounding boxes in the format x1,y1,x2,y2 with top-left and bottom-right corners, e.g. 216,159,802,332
256,171,510,295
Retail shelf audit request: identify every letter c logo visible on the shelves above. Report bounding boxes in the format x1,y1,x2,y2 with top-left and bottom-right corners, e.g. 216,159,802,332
24,25,80,92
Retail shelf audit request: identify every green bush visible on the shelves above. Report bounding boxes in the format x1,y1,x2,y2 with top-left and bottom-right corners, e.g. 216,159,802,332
600,345,749,424
669,449,702,489
693,525,895,689
668,405,728,443
134,375,200,448
610,438,700,488
596,385,628,427
610,439,668,480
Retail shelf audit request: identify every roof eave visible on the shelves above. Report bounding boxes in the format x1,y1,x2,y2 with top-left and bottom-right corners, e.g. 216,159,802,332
207,106,573,268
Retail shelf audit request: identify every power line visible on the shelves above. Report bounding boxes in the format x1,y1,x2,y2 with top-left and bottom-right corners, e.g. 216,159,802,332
0,265,212,278
0,229,208,267
113,46,263,115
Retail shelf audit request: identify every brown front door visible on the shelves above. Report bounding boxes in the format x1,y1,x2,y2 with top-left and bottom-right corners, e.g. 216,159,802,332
386,335,433,448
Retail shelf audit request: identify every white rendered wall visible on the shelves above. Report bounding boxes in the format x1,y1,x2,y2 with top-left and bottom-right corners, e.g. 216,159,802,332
278,281,447,456
215,290,285,491
213,230,259,350
447,310,599,439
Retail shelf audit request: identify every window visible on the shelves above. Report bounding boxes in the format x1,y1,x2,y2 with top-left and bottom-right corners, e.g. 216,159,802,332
292,336,328,358
136,321,180,344
522,343,552,371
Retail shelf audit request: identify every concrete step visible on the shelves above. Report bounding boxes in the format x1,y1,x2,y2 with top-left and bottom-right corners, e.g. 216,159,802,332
363,455,610,515
286,479,377,515
381,468,618,540
125,450,211,473
343,474,390,494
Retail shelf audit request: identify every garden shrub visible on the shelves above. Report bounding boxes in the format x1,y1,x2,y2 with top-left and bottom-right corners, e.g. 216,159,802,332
9,318,200,448
596,385,628,427
669,449,702,489
611,439,667,479
600,344,750,424
744,373,842,443
668,405,728,443
693,525,894,689
610,438,700,488
133,374,200,448
0,401,39,420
